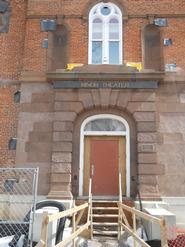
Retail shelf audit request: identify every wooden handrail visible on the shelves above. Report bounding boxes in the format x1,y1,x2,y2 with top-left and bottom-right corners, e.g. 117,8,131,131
120,222,150,247
118,203,163,225
88,178,93,239
48,203,88,222
37,177,93,247
119,172,122,203
118,202,169,247
37,202,91,247
55,222,91,247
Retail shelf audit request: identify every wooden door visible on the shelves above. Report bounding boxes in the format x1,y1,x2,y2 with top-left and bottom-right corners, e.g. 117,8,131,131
83,136,126,196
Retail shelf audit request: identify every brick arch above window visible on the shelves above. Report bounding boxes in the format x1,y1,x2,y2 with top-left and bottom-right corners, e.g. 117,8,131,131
82,0,126,19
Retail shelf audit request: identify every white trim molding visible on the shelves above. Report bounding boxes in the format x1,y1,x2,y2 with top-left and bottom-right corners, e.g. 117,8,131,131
88,2,123,65
79,114,130,197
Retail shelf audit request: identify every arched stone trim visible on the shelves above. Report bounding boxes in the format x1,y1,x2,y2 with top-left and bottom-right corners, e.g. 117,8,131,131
82,0,126,20
50,89,158,199
72,108,137,198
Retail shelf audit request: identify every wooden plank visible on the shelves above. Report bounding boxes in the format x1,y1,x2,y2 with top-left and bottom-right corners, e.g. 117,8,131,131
119,172,122,203
72,213,76,247
48,203,88,222
87,178,92,222
39,212,49,247
84,137,91,195
35,240,46,247
120,222,150,247
119,207,131,228
160,218,169,247
133,213,137,247
119,136,126,195
118,203,162,225
76,208,85,227
55,222,90,247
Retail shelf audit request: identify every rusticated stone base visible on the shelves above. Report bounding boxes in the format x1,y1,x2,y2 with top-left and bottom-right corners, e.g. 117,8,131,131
47,190,73,200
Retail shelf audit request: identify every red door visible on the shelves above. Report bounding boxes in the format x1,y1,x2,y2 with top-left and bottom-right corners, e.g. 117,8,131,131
83,136,126,196
90,138,119,195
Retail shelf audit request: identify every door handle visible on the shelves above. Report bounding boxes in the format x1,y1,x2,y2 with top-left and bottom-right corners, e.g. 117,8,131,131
92,164,94,176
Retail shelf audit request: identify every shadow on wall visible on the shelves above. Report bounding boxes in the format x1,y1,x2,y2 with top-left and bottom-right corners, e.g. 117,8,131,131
48,24,68,71
142,24,163,71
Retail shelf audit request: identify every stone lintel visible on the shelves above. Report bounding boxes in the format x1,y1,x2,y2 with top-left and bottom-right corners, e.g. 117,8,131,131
20,71,47,82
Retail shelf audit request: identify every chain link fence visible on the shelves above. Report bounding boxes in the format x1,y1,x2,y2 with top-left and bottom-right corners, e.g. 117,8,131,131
167,226,185,247
0,168,39,247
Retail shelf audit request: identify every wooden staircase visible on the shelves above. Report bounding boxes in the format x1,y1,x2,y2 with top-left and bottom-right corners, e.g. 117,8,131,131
92,200,119,237
91,199,134,237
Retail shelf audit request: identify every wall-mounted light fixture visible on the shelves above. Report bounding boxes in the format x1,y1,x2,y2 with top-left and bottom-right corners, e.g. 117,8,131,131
164,38,172,46
42,38,48,49
41,19,56,32
8,138,17,150
14,91,21,103
154,18,167,27
165,63,176,72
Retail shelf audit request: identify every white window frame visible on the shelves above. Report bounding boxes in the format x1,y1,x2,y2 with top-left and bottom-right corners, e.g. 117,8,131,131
79,114,130,197
88,2,123,65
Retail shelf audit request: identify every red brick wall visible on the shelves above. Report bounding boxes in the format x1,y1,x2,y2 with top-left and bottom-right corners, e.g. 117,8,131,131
1,0,185,76
0,86,19,167
22,0,185,71
0,1,27,80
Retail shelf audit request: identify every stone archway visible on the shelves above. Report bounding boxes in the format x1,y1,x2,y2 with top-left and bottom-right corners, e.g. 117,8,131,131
79,114,130,197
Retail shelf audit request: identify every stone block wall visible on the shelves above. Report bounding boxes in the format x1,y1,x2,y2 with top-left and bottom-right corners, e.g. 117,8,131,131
14,75,185,199
49,88,159,199
157,73,185,196
15,82,54,195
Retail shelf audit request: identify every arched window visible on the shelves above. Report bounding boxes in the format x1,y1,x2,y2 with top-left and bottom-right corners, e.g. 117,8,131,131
89,2,122,65
84,118,126,131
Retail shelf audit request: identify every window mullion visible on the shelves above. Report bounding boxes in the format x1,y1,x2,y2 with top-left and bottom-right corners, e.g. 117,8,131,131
89,3,122,65
103,19,108,64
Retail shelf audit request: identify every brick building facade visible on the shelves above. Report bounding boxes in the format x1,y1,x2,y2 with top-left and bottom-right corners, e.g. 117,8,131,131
1,0,185,210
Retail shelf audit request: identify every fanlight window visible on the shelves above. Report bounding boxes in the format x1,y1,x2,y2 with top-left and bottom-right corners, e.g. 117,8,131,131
84,118,126,131
89,2,122,65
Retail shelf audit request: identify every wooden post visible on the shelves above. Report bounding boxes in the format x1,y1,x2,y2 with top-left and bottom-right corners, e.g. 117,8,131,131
160,218,168,247
118,204,122,240
118,172,123,240
90,191,93,239
40,212,49,247
133,212,137,247
88,178,93,240
72,212,76,247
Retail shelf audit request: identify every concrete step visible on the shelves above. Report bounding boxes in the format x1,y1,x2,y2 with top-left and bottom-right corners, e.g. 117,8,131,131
93,222,118,226
93,214,118,218
92,200,118,203
93,207,118,210
93,230,118,236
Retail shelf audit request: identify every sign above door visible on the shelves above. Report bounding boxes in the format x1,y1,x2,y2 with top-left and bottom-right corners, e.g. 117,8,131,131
53,80,158,89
